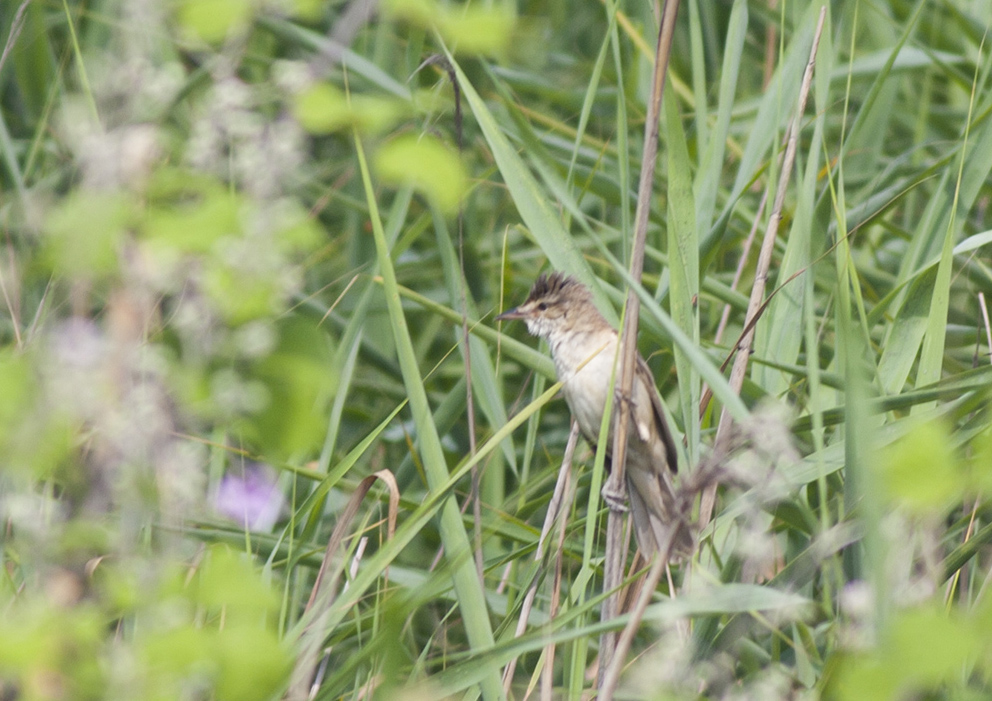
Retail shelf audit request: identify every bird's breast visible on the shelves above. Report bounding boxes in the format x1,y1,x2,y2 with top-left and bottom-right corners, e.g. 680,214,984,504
550,332,618,441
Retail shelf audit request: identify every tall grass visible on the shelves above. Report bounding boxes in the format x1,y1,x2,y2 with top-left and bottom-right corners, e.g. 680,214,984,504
1,0,991,699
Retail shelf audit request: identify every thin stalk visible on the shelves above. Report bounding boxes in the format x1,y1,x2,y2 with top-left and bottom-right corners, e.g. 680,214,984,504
502,422,580,693
599,0,682,681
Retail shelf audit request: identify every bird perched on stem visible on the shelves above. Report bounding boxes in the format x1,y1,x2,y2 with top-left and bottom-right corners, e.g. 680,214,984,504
497,272,693,559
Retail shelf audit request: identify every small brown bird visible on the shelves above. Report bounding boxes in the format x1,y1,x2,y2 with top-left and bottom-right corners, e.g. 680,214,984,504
497,272,692,558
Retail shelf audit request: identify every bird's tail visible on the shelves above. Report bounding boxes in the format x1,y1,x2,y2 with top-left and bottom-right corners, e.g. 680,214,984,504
626,470,694,561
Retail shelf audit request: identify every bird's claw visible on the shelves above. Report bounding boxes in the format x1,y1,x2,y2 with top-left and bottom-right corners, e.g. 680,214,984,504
601,484,628,513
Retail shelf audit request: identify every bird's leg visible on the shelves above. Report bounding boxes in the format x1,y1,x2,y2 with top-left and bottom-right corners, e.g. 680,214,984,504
600,389,636,512
600,457,628,512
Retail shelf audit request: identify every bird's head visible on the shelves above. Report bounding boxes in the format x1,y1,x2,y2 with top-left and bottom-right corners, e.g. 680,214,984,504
496,272,600,340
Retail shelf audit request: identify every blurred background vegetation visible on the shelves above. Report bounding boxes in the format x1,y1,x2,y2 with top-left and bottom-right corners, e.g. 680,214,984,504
1,0,991,698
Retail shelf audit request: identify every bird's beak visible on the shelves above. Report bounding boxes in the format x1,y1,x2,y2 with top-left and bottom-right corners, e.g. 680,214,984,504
496,307,526,322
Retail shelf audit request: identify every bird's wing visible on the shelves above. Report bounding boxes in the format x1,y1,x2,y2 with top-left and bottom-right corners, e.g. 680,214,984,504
636,355,679,474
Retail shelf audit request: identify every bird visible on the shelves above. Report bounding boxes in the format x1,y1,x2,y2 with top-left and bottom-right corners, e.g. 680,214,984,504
497,272,693,559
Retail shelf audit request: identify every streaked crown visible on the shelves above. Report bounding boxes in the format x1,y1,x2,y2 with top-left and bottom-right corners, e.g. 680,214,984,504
496,272,605,341
524,272,591,307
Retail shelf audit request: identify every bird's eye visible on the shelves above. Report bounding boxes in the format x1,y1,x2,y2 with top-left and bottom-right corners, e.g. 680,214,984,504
537,302,548,311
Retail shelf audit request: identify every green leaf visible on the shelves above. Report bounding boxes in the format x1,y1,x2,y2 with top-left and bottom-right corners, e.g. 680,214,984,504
374,134,468,216
437,6,515,57
878,418,961,514
213,625,291,701
382,0,440,27
888,606,979,688
42,191,133,280
290,0,324,21
877,267,937,395
175,0,254,44
293,84,351,133
828,652,901,701
829,604,981,700
967,424,992,495
293,83,406,135
665,94,700,459
385,0,515,56
202,261,282,323
0,350,33,442
145,172,241,253
0,604,103,696
243,318,336,457
693,0,746,234
273,201,323,254
140,627,213,691
193,546,279,615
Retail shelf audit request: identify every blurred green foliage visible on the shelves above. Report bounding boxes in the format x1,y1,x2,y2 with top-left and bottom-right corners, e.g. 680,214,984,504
0,546,289,700
375,134,468,215
243,318,336,456
878,419,963,515
42,192,135,282
384,0,516,56
175,0,255,44
293,83,408,135
828,603,987,700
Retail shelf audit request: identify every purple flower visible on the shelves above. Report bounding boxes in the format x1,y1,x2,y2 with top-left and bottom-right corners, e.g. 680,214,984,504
215,464,284,531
